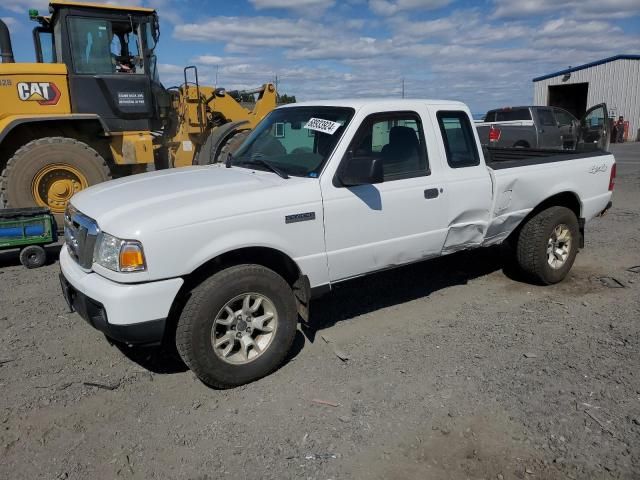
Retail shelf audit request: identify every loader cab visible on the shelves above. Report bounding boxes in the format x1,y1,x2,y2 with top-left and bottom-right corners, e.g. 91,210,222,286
31,1,165,132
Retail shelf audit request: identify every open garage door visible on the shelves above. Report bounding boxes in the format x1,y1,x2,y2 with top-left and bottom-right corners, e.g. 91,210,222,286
548,83,589,118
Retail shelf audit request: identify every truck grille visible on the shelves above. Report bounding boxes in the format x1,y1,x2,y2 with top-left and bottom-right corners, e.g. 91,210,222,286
64,205,100,270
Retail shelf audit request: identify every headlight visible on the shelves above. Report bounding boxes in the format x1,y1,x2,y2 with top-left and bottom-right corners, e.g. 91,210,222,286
94,232,146,272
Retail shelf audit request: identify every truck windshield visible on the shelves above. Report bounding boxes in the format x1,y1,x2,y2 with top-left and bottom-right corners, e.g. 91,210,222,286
232,106,355,177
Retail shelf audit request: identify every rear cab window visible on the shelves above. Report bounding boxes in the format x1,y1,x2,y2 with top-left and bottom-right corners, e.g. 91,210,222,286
436,111,480,168
486,108,531,122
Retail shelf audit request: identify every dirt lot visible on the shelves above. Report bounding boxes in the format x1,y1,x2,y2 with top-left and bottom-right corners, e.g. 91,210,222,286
1,143,639,480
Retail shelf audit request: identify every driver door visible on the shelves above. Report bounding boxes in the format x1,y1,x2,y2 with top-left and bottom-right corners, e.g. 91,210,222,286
321,110,449,282
577,103,610,151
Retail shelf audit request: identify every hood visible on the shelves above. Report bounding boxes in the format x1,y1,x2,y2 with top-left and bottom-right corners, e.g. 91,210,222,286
70,165,312,237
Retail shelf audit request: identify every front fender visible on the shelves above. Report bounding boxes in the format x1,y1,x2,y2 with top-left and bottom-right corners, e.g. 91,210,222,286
0,114,109,145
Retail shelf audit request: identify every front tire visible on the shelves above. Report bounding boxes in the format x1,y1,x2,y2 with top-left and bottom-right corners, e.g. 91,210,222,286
175,265,298,388
515,206,579,285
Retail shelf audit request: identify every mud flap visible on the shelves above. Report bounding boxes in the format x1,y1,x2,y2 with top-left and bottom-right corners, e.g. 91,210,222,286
293,275,311,324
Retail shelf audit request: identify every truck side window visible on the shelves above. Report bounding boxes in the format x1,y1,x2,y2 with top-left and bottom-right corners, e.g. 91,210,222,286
553,108,575,126
436,111,480,168
344,112,429,181
537,108,556,127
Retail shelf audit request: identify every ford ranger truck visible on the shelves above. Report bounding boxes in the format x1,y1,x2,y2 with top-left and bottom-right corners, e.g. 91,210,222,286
59,100,615,388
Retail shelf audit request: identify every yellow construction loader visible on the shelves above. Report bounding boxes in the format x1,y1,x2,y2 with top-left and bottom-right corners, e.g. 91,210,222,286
0,1,277,225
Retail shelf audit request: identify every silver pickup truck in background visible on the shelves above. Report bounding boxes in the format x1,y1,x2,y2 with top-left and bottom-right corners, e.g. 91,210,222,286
476,104,609,150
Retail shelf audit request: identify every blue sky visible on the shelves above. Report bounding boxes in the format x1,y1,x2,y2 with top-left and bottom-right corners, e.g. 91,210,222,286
2,0,639,113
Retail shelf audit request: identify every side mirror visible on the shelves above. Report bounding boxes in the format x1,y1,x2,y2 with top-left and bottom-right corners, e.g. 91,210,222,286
338,155,384,186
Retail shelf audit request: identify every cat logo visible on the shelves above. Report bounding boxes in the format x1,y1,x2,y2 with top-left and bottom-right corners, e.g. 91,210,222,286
16,82,62,105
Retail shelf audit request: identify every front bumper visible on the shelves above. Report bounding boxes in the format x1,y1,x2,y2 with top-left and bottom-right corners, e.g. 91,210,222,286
59,245,184,345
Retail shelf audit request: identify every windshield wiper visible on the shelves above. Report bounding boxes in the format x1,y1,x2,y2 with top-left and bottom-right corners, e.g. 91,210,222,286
241,158,289,179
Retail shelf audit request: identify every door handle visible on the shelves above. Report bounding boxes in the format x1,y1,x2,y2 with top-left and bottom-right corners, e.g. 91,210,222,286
424,188,439,199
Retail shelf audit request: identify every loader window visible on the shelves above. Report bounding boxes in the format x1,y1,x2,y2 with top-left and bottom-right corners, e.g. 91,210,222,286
69,17,145,75
34,28,55,63
69,17,113,74
233,107,355,177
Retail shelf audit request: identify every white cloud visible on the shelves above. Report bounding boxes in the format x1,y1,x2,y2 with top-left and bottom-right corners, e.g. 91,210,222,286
1,16,20,28
538,18,619,37
162,4,639,113
249,0,335,11
1,0,49,14
369,0,452,16
389,11,531,45
492,0,640,19
191,55,225,65
174,16,330,48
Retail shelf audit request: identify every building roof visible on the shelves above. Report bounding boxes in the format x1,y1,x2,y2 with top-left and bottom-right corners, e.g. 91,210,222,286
532,54,640,82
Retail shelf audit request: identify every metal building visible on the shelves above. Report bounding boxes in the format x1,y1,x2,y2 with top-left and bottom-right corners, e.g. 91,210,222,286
533,55,640,141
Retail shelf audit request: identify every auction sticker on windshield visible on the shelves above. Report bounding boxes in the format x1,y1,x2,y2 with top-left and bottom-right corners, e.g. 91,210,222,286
304,118,342,135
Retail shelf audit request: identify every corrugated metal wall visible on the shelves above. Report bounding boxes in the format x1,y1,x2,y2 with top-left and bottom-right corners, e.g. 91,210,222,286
534,59,640,141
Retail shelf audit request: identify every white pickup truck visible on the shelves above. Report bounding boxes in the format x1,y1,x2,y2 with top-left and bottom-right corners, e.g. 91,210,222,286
59,99,616,388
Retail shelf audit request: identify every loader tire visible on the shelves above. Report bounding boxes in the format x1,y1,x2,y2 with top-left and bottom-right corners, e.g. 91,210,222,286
195,129,251,166
0,137,111,227
515,206,579,285
216,129,251,163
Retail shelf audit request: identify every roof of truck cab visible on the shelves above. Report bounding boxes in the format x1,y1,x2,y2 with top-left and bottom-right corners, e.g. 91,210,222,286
278,99,468,110
50,1,156,13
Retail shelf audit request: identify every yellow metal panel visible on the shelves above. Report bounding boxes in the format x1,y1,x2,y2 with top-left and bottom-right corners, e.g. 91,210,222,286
0,63,67,75
50,1,155,13
0,67,70,121
172,140,197,168
109,131,154,165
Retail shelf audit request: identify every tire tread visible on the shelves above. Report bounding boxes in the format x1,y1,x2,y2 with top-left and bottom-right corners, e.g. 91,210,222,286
515,206,578,285
175,264,296,388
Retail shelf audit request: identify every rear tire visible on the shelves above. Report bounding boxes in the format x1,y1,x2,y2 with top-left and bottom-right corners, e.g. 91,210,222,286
0,137,111,227
515,206,579,285
19,245,47,269
175,264,298,388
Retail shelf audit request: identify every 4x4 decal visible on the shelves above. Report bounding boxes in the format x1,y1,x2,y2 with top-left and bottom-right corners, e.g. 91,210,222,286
17,82,61,105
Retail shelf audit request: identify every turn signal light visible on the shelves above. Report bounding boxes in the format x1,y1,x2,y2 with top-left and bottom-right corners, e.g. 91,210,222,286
119,243,146,272
489,126,501,142
609,163,616,191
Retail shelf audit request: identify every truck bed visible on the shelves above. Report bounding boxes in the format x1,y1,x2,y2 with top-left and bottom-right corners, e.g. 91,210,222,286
484,146,610,170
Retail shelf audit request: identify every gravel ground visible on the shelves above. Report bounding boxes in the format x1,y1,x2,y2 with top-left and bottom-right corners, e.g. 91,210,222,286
1,143,638,480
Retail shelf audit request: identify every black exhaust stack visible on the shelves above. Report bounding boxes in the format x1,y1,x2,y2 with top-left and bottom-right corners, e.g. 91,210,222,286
0,19,15,63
